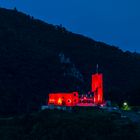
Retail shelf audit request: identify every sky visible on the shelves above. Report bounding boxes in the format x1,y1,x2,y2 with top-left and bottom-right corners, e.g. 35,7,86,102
0,0,140,52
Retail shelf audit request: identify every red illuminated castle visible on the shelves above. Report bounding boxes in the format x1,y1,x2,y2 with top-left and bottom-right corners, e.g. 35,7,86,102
48,66,104,107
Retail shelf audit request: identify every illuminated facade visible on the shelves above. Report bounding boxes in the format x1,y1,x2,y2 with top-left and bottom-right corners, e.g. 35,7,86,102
92,73,103,104
48,73,104,107
48,92,79,106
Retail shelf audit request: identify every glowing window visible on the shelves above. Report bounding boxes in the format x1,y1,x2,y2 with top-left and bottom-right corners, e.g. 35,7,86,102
58,98,62,105
68,99,71,103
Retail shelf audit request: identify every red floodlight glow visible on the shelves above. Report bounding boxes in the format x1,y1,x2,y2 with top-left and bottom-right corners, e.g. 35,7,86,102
91,73,103,104
48,92,79,106
48,72,104,107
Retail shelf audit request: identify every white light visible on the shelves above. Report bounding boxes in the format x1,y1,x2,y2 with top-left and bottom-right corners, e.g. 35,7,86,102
123,102,127,106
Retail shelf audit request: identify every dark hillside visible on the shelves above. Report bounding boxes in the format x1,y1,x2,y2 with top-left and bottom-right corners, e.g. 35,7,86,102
0,7,140,115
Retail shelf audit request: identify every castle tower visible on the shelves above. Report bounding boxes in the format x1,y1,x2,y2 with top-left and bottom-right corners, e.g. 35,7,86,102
91,71,103,104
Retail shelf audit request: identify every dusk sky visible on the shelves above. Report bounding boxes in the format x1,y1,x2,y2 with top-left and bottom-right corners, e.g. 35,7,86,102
0,0,140,52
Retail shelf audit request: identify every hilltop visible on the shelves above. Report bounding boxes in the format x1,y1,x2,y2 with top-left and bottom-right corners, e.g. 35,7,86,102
0,7,140,115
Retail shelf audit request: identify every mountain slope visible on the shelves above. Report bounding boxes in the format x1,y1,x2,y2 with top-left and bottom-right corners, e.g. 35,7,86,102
0,7,140,115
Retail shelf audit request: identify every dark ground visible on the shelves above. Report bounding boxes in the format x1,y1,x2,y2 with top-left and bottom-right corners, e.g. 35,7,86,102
0,108,140,140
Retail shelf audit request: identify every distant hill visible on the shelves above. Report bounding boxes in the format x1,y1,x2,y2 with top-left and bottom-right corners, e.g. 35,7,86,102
0,7,140,115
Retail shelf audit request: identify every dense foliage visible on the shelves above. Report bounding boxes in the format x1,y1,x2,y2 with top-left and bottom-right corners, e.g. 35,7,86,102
0,7,140,115
0,109,140,140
